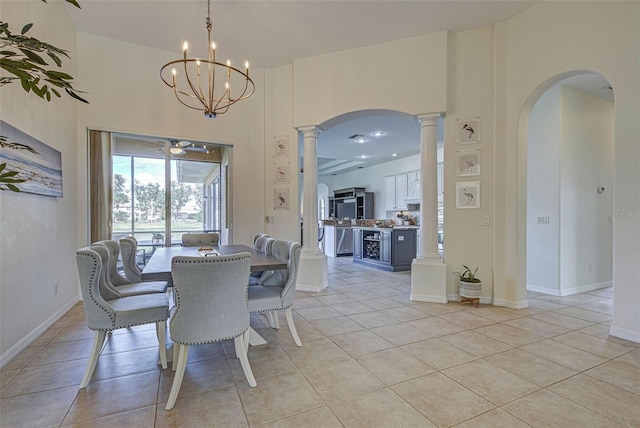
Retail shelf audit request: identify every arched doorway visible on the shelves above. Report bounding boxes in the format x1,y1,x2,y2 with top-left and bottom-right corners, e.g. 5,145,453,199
518,71,614,302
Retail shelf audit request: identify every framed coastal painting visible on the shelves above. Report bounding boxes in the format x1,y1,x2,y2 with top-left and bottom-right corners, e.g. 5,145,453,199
456,181,480,209
0,120,63,197
456,117,480,145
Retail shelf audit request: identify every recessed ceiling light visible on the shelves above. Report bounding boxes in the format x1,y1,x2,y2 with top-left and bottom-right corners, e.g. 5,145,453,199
359,155,368,159
372,131,384,137
392,153,397,157
355,137,367,144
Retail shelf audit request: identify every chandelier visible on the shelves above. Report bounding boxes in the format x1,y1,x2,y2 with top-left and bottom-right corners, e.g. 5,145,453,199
160,0,255,118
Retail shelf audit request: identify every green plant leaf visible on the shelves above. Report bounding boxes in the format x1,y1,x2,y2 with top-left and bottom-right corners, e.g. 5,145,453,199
1,16,89,104
66,88,89,103
20,77,30,92
7,184,21,192
19,48,48,65
20,23,33,35
44,70,73,80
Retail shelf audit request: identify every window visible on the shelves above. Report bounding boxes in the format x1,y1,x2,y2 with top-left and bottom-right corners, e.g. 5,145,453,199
89,130,227,258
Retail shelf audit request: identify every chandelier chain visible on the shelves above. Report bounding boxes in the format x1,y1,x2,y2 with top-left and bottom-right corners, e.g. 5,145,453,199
206,0,211,31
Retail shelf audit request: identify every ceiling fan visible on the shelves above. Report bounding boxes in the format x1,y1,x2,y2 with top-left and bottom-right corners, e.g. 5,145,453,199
169,140,216,155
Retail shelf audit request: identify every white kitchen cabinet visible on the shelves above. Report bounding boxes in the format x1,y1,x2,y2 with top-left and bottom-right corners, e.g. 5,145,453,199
406,171,420,201
385,175,408,211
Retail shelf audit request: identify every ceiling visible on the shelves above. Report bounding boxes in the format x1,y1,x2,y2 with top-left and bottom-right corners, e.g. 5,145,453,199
64,1,613,176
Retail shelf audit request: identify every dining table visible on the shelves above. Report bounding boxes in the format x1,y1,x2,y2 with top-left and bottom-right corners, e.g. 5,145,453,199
141,244,287,281
141,244,286,348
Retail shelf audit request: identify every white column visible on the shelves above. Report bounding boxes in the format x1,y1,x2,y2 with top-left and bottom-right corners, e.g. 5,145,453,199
296,126,328,292
411,113,447,303
417,114,440,259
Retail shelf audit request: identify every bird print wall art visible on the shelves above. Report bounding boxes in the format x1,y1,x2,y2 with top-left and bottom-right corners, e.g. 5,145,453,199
274,188,289,210
456,149,480,176
456,181,480,209
457,117,480,144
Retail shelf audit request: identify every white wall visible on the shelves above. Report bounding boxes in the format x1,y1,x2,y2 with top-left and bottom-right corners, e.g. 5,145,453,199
527,87,562,293
75,33,268,247
0,1,80,360
559,86,614,293
293,32,448,127
497,1,639,340
527,85,614,296
263,64,301,243
443,27,495,301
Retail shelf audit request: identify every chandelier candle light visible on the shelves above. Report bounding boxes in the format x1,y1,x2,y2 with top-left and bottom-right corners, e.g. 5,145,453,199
160,0,255,118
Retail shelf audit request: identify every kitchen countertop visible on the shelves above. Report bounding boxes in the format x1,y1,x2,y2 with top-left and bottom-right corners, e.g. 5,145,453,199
352,225,419,230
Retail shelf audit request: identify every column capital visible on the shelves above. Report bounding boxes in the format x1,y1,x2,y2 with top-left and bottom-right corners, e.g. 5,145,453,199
416,113,440,127
297,125,320,136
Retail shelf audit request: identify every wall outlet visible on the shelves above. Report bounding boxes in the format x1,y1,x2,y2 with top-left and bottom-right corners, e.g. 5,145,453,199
588,263,593,273
482,215,490,226
53,283,58,296
269,216,275,224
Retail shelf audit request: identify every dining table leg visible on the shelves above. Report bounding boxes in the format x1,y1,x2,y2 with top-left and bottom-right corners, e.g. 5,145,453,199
248,327,268,346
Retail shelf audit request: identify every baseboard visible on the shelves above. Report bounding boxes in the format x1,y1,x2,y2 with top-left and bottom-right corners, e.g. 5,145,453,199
295,283,328,293
411,293,448,304
447,294,492,305
609,325,640,344
527,281,612,297
0,297,79,369
492,298,529,309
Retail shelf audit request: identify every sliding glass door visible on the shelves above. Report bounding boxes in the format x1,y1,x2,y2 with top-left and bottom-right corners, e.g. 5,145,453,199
107,134,224,261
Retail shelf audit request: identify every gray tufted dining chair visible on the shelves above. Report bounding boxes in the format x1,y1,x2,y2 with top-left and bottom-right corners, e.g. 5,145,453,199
252,233,270,244
75,246,169,389
248,236,276,286
180,232,220,247
247,240,303,347
93,240,168,296
165,252,256,410
118,237,146,282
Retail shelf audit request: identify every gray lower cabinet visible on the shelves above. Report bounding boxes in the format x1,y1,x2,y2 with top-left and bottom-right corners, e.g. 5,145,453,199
353,227,416,271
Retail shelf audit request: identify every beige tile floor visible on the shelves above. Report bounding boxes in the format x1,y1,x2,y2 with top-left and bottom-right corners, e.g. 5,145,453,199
1,257,639,427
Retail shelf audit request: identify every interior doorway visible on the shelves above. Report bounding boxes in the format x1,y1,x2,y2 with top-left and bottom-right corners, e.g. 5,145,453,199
524,73,614,297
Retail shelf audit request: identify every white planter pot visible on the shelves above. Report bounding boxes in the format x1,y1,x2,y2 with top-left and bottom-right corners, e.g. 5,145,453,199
459,280,482,298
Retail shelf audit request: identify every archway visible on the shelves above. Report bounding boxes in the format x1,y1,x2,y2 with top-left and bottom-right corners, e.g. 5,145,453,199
517,71,615,304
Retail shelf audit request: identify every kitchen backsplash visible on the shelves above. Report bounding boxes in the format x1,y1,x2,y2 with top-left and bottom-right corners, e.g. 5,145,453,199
322,210,420,227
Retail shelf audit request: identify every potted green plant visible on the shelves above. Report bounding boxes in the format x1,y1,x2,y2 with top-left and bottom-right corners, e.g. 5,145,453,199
452,265,482,307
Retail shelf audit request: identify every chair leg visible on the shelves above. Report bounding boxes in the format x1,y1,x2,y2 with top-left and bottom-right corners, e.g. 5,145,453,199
172,343,179,371
271,311,280,329
79,330,107,388
234,333,242,359
235,332,257,387
285,308,302,347
156,320,167,369
265,311,275,328
165,344,189,410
